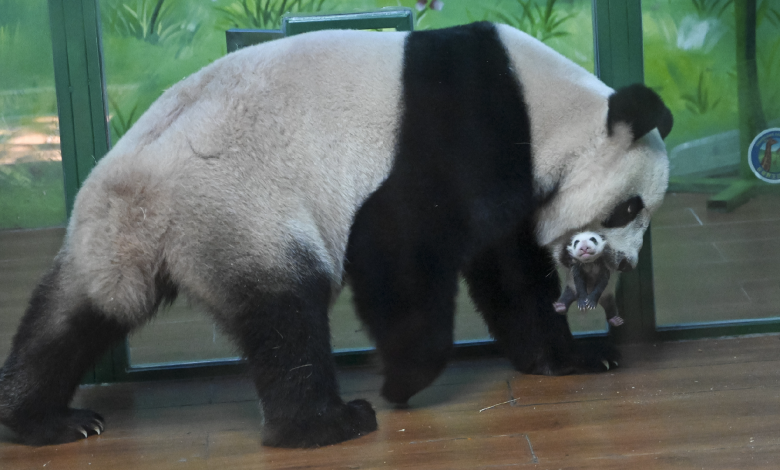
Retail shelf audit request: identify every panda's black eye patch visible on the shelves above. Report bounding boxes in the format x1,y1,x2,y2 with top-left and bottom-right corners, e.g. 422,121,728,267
603,196,645,228
589,237,598,244
573,240,580,248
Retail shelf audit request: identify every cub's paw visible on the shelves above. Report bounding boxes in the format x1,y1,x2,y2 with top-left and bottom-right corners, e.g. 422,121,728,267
585,297,599,310
577,299,589,311
262,399,377,448
14,408,104,446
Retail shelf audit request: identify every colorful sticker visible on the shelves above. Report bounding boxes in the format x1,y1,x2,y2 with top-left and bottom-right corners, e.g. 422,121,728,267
748,128,780,184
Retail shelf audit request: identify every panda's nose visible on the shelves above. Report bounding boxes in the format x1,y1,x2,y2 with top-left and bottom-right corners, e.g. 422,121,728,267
617,259,633,272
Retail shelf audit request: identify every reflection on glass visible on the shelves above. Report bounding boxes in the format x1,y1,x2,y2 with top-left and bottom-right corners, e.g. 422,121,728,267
97,0,597,366
0,0,66,365
644,0,780,326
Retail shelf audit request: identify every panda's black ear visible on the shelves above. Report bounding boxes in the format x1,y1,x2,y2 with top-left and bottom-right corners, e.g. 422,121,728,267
607,84,674,141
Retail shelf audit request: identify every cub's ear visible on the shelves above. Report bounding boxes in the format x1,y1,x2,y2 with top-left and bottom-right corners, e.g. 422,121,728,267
607,84,674,141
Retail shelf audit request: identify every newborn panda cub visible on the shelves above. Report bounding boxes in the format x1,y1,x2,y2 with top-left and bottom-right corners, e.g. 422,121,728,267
553,232,624,327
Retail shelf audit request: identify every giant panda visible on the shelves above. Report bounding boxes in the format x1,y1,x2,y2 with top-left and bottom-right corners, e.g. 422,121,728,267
0,22,672,448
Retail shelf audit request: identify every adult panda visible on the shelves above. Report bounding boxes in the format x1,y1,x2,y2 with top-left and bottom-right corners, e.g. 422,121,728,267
0,22,672,447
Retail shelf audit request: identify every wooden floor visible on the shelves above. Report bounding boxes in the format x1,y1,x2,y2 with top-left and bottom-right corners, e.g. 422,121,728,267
652,191,780,325
2,335,780,469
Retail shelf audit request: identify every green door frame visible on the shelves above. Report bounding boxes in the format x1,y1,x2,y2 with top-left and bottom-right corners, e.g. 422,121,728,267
48,0,116,383
592,0,656,344
48,0,110,218
45,0,780,383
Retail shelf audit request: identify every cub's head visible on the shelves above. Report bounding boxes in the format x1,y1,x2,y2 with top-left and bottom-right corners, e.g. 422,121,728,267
565,231,606,264
536,84,673,272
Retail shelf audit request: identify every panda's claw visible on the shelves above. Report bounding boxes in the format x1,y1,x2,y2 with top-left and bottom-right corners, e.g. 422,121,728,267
92,418,105,432
66,409,105,441
601,360,610,370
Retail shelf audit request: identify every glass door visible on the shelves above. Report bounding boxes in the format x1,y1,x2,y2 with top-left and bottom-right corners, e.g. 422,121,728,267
643,0,780,331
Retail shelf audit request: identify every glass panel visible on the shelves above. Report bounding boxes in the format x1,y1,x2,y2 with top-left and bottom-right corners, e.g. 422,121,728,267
97,0,596,367
0,1,65,231
644,0,780,327
0,0,66,364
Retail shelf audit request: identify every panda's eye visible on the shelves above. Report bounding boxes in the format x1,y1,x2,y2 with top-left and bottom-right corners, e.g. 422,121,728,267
573,240,580,248
603,196,645,228
589,237,598,244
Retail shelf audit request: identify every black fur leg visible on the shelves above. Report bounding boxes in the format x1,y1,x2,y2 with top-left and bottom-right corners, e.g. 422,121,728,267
463,227,618,376
376,308,455,405
600,294,624,328
217,262,376,448
0,262,129,445
554,286,576,313
347,253,457,405
344,22,538,404
346,195,458,405
600,294,619,321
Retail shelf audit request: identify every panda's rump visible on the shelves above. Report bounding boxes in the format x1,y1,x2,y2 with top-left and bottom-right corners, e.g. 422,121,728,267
63,158,340,326
60,164,176,325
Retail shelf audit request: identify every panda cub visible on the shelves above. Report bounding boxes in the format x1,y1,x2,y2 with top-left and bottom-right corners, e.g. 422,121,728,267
553,232,624,327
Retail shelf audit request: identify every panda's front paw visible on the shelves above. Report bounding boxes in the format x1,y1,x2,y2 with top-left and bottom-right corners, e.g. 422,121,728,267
10,408,105,446
262,399,377,448
63,409,104,441
577,299,589,311
573,342,620,373
381,359,447,405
